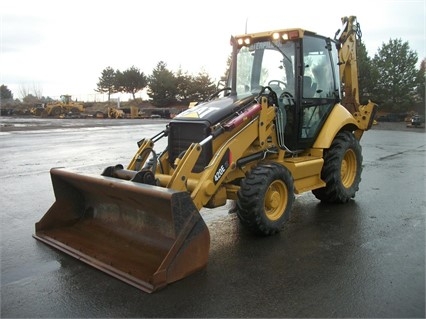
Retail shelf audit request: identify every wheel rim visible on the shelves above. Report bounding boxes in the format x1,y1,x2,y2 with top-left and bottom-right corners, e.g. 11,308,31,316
341,149,357,188
264,180,288,221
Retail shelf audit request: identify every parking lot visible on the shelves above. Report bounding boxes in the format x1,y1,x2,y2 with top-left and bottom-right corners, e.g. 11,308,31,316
1,117,425,318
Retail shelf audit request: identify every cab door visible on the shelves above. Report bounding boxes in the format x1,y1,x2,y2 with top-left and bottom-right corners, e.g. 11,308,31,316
286,35,340,150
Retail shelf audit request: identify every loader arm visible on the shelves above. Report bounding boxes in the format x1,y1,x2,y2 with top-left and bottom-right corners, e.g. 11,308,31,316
193,100,276,209
127,130,168,171
165,96,277,211
127,138,155,170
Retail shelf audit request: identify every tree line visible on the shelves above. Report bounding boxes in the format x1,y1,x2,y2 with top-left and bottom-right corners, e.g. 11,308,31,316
357,38,425,112
95,62,219,107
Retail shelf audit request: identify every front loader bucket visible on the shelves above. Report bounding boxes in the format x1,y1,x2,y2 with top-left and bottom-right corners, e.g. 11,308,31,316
33,168,210,293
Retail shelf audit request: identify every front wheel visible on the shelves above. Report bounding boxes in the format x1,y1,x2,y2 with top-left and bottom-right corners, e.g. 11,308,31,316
312,131,362,203
236,163,294,236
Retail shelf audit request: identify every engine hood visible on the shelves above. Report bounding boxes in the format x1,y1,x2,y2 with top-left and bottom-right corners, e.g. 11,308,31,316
173,93,256,126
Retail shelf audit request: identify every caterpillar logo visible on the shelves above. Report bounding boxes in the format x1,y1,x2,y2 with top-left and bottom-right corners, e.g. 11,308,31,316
213,149,231,184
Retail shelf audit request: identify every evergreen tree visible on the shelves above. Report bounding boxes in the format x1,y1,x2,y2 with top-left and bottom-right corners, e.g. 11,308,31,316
95,66,117,102
357,41,375,104
415,58,425,108
175,68,193,103
147,61,177,107
190,70,216,101
0,85,13,100
372,39,418,112
119,66,147,100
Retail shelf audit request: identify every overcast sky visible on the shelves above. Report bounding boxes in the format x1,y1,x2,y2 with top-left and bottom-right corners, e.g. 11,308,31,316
1,0,425,102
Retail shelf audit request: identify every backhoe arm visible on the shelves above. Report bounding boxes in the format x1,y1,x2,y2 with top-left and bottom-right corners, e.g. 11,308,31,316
336,16,361,113
336,16,377,135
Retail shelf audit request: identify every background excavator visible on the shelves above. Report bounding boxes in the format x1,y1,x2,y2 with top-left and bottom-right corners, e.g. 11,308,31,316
34,16,377,293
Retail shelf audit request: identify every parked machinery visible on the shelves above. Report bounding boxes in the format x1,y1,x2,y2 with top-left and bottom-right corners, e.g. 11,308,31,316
41,95,84,117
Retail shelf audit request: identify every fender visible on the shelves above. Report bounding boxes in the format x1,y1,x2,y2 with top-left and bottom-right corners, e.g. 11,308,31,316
313,103,359,149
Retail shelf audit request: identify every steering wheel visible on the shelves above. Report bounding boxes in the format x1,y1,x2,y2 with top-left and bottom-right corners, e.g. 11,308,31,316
278,91,295,108
268,80,287,91
279,91,293,99
208,87,232,100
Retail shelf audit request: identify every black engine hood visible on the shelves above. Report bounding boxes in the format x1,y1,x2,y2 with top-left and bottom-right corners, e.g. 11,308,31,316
172,93,256,126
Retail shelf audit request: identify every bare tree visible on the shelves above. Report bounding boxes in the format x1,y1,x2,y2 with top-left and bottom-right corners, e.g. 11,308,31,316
18,85,30,100
32,83,43,100
18,83,43,101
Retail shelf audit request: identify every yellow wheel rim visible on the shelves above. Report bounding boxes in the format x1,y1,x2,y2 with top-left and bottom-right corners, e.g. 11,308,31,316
341,149,357,188
264,180,288,221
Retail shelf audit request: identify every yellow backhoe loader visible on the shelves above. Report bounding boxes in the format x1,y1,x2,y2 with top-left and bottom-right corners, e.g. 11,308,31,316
42,95,84,117
34,16,377,293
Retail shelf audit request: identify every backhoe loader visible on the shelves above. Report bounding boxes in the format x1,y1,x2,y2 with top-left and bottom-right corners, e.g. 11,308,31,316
34,16,377,293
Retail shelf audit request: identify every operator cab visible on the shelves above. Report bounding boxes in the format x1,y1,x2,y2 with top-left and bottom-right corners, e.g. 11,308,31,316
230,29,341,150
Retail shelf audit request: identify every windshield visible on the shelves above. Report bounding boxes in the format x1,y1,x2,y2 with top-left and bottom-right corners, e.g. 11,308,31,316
234,40,296,97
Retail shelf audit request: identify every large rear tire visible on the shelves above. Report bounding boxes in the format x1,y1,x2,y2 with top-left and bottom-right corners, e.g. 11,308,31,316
236,163,294,236
312,131,362,203
51,106,62,116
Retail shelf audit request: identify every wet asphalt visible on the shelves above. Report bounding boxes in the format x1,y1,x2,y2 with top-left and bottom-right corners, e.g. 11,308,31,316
0,117,425,318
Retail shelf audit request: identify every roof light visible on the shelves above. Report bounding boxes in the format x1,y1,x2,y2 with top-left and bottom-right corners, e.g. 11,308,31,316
282,33,289,40
237,37,251,46
272,32,280,40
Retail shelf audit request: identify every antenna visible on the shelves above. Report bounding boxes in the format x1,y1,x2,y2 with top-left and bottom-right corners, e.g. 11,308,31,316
245,17,248,34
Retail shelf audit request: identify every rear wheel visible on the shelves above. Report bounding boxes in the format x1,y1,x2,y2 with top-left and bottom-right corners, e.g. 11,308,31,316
312,131,362,203
51,106,62,116
236,163,294,236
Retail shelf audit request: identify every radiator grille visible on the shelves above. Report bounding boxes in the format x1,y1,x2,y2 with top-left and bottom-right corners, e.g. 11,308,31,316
168,121,212,173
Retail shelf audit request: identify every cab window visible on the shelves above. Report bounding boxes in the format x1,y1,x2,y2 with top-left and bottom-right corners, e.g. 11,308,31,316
300,36,337,139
